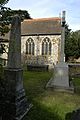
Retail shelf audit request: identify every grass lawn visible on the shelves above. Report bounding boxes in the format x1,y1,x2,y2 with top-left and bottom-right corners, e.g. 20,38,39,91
23,71,80,120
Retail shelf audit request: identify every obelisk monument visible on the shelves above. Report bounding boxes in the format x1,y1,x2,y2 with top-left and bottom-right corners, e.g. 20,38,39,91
4,15,32,120
47,11,73,92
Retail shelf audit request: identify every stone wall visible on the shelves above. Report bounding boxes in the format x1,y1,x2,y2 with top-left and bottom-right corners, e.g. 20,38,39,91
21,35,61,68
0,35,61,68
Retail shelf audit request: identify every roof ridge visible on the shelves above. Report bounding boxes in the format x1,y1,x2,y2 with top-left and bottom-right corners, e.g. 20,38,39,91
24,17,61,22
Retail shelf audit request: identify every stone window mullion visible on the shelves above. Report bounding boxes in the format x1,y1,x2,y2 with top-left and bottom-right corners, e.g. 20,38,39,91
47,42,49,55
26,38,34,55
28,42,29,54
44,42,46,55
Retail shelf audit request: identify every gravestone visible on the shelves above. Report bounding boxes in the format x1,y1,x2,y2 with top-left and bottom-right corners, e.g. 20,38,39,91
65,108,80,120
4,15,32,120
47,11,74,92
27,64,48,71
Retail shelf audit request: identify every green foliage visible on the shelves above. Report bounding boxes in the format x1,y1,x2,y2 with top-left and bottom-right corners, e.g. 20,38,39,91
9,10,31,19
69,65,80,94
0,0,9,5
72,77,80,87
23,71,80,120
0,6,11,36
23,71,53,97
0,4,31,55
65,25,80,61
0,6,31,36
0,0,31,36
65,24,72,61
72,77,80,94
25,102,62,120
0,25,10,36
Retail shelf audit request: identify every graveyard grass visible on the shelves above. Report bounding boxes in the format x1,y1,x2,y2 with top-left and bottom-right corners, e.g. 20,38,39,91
23,71,80,120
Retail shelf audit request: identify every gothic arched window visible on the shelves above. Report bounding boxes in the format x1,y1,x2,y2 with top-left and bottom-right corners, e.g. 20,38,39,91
26,38,34,55
42,37,51,55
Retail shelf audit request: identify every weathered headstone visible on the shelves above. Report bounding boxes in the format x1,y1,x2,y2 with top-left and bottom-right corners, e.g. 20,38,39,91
4,15,32,120
71,109,80,120
46,11,74,92
65,108,80,120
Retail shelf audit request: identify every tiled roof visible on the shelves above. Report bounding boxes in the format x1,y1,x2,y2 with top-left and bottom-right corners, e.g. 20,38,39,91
0,17,61,40
21,17,61,35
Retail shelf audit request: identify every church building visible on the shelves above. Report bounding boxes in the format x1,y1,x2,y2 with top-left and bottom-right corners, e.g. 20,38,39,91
21,17,61,69
0,16,62,68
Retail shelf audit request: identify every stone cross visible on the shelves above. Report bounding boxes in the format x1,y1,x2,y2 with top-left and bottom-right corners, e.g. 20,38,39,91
46,11,74,92
59,11,66,62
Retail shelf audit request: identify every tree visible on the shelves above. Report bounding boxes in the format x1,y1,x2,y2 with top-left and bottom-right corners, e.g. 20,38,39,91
0,5,31,54
0,0,9,5
65,24,80,61
9,9,31,19
71,32,79,57
65,24,71,61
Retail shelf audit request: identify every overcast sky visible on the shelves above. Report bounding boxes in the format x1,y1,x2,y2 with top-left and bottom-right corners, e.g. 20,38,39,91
5,0,80,31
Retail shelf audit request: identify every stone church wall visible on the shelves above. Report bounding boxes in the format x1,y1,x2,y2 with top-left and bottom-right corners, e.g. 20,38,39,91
21,35,61,68
0,35,61,68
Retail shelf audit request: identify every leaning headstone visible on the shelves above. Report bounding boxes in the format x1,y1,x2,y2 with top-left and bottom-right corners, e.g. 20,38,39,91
46,11,74,92
4,15,32,120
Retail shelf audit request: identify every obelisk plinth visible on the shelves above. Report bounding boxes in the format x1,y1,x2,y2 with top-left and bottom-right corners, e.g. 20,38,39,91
4,15,32,120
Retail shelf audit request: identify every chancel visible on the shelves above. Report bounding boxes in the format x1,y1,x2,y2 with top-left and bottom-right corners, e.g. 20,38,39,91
21,17,61,69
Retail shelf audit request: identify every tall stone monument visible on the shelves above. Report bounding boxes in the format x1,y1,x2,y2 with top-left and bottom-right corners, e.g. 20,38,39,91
47,11,74,92
4,15,32,120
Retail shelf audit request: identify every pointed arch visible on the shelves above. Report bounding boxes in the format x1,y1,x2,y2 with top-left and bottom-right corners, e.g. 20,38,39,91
26,37,35,55
42,37,52,55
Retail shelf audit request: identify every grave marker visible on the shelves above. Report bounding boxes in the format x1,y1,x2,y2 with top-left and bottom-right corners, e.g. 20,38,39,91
4,15,32,120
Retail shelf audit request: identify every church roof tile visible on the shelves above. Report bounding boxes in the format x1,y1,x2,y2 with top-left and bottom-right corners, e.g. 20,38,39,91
21,17,61,35
0,17,61,40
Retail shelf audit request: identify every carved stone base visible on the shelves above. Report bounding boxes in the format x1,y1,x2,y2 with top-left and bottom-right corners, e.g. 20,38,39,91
46,62,74,93
3,68,32,120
